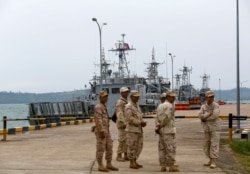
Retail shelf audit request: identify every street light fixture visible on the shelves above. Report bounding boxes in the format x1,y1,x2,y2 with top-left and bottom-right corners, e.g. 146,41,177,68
92,18,107,90
240,80,247,103
240,80,247,88
169,53,175,90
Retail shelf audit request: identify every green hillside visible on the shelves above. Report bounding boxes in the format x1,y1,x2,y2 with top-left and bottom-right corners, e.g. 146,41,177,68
213,88,250,101
0,88,249,104
0,90,88,104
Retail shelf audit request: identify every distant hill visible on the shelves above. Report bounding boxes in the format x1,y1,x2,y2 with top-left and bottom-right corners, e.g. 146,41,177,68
213,87,250,101
0,89,90,104
0,88,249,104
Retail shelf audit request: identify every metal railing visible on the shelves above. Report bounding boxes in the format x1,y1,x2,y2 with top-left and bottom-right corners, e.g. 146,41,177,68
1,116,94,141
228,113,248,141
144,113,249,141
1,114,249,142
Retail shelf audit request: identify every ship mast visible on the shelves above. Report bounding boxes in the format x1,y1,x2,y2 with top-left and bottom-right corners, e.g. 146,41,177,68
175,73,181,91
144,47,164,84
109,33,135,78
101,48,112,83
180,65,192,86
201,73,210,89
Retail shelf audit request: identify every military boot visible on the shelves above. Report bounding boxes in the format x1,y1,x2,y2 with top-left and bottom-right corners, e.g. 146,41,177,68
106,161,119,171
210,159,216,168
124,152,129,161
116,153,125,162
161,166,167,172
173,163,179,167
129,160,139,169
167,163,179,167
135,160,143,168
169,164,179,172
97,160,109,172
203,158,212,166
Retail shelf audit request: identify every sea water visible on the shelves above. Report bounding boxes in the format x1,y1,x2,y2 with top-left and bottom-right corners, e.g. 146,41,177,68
0,104,29,129
1,100,249,129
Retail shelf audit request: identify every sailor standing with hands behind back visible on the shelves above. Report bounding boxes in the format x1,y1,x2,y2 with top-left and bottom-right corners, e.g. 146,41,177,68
155,90,179,172
115,87,130,162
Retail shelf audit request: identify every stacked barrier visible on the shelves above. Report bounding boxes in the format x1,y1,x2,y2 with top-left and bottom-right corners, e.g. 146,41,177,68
175,103,190,110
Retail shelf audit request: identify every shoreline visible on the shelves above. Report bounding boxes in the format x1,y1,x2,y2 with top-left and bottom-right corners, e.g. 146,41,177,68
1,103,250,135
175,103,250,116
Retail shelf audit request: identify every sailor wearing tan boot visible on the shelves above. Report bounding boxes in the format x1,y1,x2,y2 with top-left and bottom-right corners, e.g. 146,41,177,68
94,90,119,172
198,90,221,169
155,90,179,172
114,87,130,162
125,90,147,169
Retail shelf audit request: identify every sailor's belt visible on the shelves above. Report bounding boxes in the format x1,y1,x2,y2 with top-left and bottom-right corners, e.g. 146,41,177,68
161,124,174,128
204,119,215,122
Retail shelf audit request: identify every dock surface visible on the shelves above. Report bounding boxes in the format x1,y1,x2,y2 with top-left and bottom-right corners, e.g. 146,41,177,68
1,103,250,174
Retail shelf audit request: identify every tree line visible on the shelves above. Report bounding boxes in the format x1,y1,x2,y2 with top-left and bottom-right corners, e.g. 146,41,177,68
0,90,86,104
0,88,249,104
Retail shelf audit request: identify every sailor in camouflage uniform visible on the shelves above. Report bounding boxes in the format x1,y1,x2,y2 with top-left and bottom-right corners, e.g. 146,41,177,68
160,92,166,103
155,90,179,172
125,90,147,169
94,90,118,172
198,90,221,168
115,87,130,162
155,93,166,135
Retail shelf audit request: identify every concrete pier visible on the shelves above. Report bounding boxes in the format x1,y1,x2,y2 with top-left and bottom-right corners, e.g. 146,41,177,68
1,118,230,174
1,104,250,174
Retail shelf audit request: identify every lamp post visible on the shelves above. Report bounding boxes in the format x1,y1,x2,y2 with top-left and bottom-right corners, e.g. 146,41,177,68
92,18,107,90
236,0,240,129
169,53,175,90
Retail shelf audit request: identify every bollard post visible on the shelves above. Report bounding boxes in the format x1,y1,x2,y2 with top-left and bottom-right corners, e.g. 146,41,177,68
2,116,7,141
228,113,233,141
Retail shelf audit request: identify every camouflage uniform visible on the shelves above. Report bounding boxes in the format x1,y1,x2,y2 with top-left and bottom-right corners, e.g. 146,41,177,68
155,100,177,167
94,103,113,162
115,97,128,155
198,101,221,159
125,101,143,160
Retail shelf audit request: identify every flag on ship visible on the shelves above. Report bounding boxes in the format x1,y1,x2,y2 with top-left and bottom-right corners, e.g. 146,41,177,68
124,43,130,49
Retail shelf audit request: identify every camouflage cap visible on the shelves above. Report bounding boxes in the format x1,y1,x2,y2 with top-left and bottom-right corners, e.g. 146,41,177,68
120,87,129,93
166,90,177,97
99,90,108,97
130,90,140,97
160,93,166,98
205,90,215,97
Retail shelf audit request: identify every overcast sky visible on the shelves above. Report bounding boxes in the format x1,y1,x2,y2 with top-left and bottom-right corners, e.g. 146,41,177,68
0,0,249,93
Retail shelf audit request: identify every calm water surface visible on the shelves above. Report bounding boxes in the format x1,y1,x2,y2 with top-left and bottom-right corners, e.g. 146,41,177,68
1,101,249,129
0,104,29,129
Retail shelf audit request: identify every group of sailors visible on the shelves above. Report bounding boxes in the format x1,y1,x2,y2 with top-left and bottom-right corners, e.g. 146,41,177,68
92,87,221,172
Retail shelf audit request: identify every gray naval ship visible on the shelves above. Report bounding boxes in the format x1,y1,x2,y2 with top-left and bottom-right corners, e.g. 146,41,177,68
28,34,171,125
199,73,211,103
174,65,202,110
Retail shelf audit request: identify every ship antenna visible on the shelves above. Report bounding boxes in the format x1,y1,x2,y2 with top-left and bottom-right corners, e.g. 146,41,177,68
121,33,125,42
